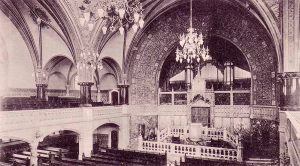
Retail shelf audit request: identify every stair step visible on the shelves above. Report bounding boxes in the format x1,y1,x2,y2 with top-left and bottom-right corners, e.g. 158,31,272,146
247,158,274,161
245,158,277,165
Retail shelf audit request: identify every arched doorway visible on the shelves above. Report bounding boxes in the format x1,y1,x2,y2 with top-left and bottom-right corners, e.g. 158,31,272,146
111,91,119,105
111,130,118,149
127,0,278,106
158,36,252,105
93,123,119,153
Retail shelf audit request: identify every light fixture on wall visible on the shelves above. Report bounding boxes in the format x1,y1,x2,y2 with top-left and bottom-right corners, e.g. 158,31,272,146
78,0,144,34
175,0,211,64
77,49,103,83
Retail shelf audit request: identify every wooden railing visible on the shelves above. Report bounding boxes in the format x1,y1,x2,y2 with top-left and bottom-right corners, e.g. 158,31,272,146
139,140,242,161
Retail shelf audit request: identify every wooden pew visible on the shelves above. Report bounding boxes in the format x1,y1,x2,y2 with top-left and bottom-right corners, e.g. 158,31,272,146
11,153,30,166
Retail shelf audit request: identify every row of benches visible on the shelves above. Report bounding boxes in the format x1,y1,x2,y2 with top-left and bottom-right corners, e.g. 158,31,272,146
1,97,80,111
6,146,69,166
48,148,166,166
2,145,167,166
180,156,242,166
1,97,105,111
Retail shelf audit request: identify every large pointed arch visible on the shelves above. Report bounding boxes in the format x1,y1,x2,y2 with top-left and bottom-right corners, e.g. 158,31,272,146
126,0,278,106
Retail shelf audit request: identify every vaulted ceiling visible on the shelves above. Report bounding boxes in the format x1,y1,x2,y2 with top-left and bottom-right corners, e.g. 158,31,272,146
0,0,281,68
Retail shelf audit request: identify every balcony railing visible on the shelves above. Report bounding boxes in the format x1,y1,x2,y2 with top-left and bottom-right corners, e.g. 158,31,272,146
139,140,242,162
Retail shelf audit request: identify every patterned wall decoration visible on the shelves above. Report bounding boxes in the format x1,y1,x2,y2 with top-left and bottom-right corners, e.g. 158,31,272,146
128,115,158,149
127,2,278,106
263,0,281,26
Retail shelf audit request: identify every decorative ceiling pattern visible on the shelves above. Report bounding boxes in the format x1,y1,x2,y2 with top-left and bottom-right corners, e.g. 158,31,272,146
263,0,280,22
0,0,281,64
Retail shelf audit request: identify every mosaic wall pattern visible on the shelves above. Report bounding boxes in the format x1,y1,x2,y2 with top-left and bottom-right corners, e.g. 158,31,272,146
127,3,278,106
128,115,158,149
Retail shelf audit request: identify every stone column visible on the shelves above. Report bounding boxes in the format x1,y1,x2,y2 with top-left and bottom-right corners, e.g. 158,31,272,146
118,84,129,105
78,82,93,107
138,134,143,151
36,84,47,100
224,61,234,88
278,72,300,110
65,84,71,96
30,142,39,166
78,134,93,160
96,87,101,102
78,120,93,161
237,141,243,162
185,65,193,89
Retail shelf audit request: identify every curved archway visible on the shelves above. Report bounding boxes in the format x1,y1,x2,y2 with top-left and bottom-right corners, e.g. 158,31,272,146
99,73,118,90
93,123,120,151
44,55,74,73
126,0,281,72
127,1,278,106
48,72,67,89
44,55,75,92
101,57,122,84
0,35,8,91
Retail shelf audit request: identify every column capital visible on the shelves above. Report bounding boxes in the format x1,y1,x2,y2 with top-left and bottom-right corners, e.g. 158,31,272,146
78,82,94,86
36,83,48,87
277,72,300,79
117,84,129,88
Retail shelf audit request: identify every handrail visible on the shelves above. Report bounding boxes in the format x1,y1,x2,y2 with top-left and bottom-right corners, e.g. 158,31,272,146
139,140,241,161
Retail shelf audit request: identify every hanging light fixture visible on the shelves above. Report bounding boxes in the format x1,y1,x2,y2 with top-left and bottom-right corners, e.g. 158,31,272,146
176,0,211,64
77,49,103,82
78,0,144,34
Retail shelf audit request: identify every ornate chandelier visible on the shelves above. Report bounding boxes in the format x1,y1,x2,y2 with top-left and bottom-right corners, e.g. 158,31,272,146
176,0,211,64
79,0,144,34
77,50,103,82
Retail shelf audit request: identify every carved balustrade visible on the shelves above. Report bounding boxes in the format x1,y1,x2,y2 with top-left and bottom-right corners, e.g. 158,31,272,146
140,140,241,161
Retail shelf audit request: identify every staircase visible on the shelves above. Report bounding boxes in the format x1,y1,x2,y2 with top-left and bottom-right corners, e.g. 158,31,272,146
139,126,243,164
245,158,277,166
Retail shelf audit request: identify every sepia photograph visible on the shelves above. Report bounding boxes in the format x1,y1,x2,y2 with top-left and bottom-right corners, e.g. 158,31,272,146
0,0,299,165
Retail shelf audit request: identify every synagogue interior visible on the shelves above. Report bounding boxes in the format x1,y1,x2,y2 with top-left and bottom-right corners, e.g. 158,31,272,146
0,0,300,165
